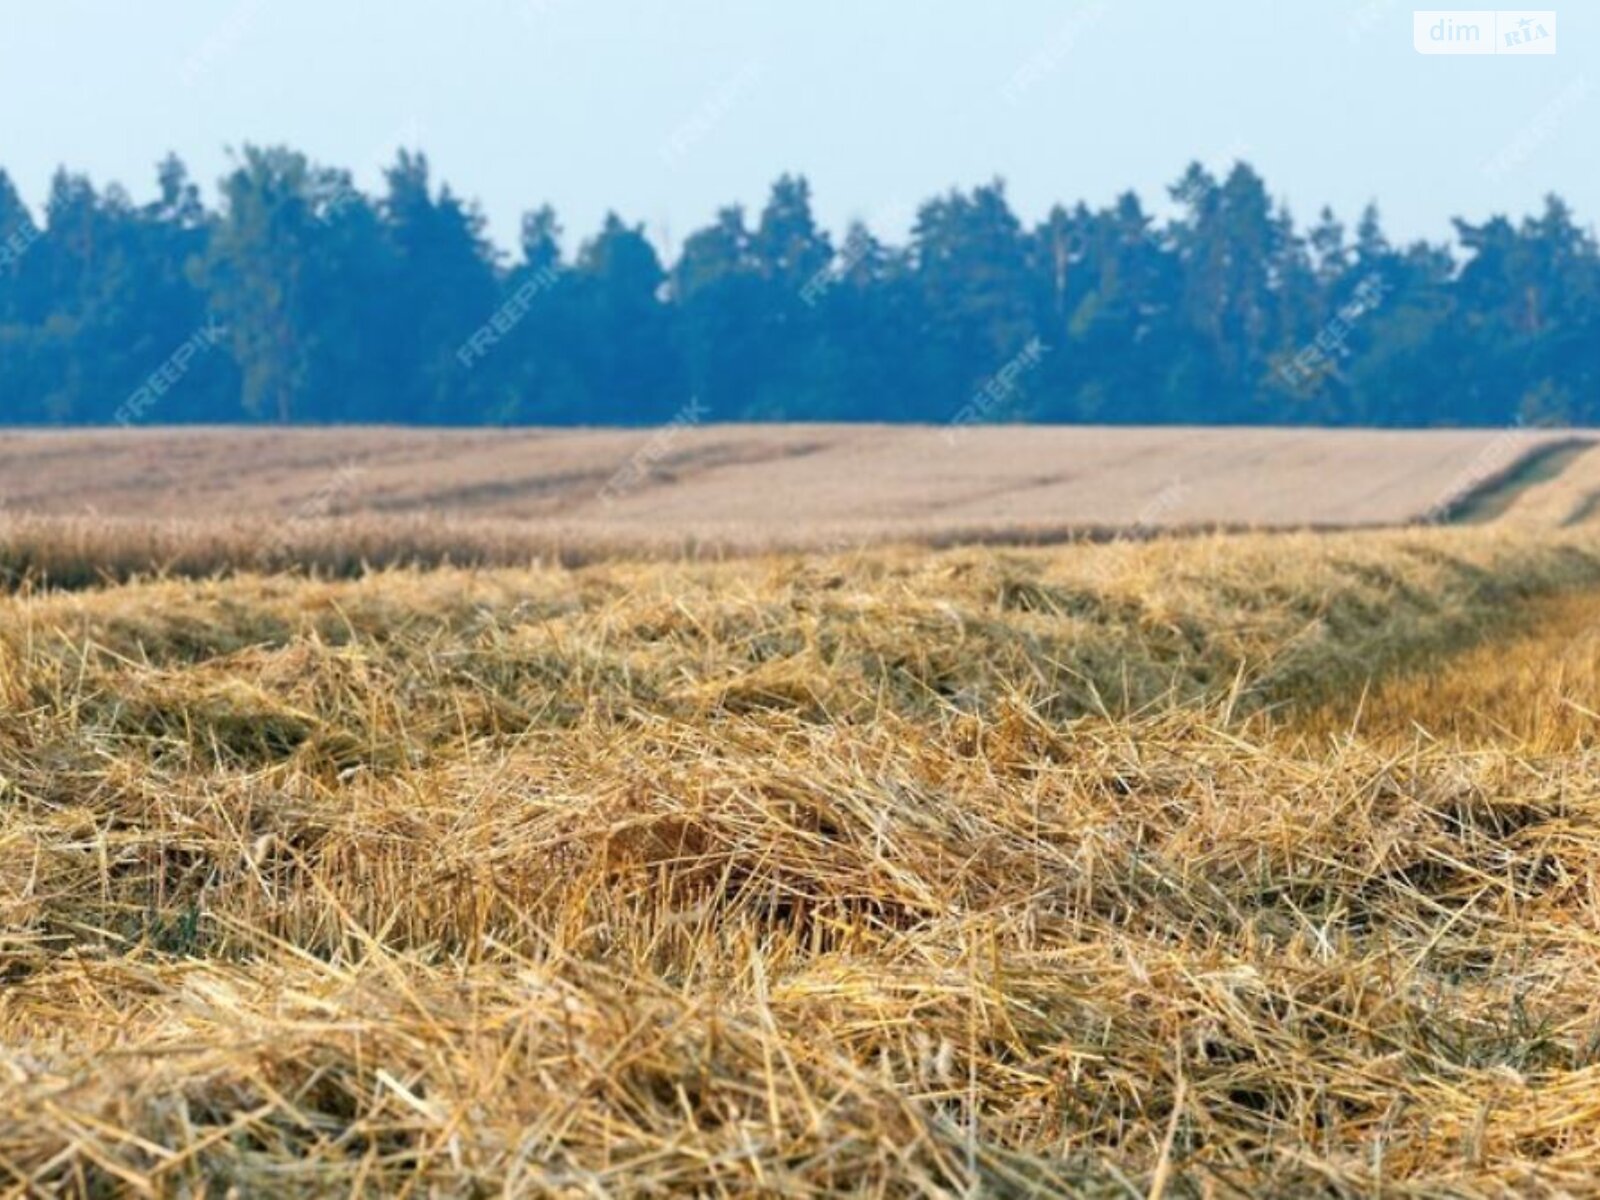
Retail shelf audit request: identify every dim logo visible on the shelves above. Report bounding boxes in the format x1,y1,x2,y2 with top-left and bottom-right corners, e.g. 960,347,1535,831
1427,14,1485,41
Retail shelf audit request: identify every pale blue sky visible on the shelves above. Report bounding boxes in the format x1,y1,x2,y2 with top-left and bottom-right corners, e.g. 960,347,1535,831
0,2,1593,258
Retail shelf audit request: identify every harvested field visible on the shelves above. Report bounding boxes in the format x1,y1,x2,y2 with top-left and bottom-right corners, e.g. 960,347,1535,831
0,425,1592,590
6,524,1600,1194
0,424,1586,535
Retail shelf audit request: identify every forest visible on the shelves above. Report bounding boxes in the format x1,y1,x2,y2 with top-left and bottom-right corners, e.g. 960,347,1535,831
0,147,1594,427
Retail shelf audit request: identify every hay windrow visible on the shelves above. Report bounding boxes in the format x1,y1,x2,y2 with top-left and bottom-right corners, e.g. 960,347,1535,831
3,527,1600,1195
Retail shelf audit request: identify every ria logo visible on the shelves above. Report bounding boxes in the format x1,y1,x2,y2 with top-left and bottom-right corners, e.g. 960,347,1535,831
1503,14,1553,46
1413,10,1557,54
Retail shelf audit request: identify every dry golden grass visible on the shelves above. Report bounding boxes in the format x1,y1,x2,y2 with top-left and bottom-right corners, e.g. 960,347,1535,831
1294,587,1600,751
4,526,1600,1195
0,425,1583,538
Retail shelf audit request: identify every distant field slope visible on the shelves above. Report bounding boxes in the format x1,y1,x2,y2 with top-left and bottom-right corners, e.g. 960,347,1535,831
0,425,1584,539
1490,442,1600,528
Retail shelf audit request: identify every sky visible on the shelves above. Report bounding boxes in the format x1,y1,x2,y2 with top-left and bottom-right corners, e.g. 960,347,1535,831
0,2,1593,260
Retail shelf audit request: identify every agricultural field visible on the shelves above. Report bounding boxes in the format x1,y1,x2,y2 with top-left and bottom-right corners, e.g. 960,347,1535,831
9,0,1600,1191
0,424,1590,540
0,427,1594,594
5,443,1600,1194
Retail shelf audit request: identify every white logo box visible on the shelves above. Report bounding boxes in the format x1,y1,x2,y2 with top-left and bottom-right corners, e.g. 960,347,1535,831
1414,10,1557,53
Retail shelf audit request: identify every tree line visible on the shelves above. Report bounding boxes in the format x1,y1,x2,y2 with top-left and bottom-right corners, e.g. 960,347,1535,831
0,147,1595,427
